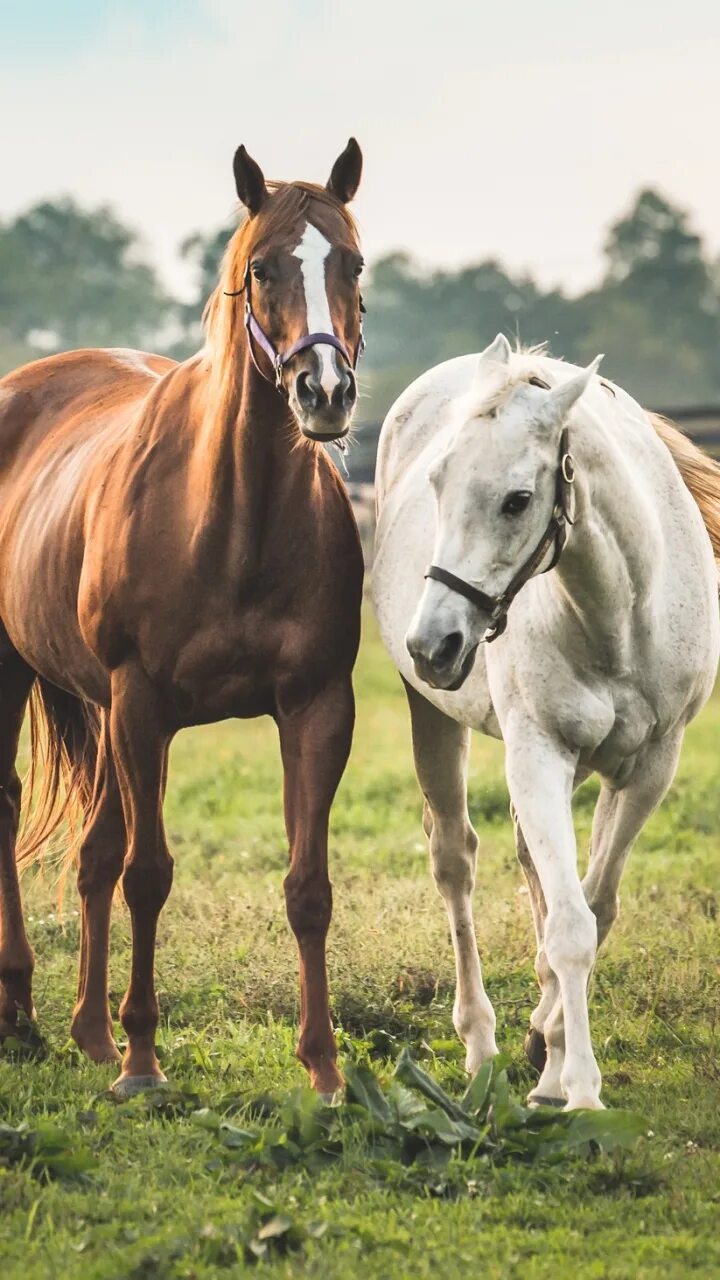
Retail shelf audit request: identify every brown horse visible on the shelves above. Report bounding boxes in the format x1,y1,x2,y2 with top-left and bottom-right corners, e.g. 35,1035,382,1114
0,140,365,1097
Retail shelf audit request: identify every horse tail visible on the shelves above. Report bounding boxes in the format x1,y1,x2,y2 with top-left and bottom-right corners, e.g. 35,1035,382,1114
649,412,720,562
16,677,99,870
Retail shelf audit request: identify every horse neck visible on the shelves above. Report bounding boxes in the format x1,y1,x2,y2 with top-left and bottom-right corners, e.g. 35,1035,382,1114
187,335,297,571
548,408,660,656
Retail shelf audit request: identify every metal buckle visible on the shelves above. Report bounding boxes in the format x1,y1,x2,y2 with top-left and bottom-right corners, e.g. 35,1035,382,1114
561,453,575,484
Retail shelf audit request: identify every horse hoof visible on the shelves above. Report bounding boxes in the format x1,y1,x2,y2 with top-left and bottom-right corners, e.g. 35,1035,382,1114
111,1073,169,1099
527,1093,565,1109
524,1027,547,1073
308,1063,344,1097
564,1096,605,1112
319,1088,344,1106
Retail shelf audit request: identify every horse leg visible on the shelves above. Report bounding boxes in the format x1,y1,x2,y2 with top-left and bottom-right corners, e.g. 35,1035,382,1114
0,652,35,1036
582,738,681,946
277,676,354,1097
505,723,602,1110
108,660,173,1094
525,784,618,1097
71,711,125,1063
538,736,684,1085
405,682,497,1072
528,737,681,1103
513,766,594,1079
513,816,555,1074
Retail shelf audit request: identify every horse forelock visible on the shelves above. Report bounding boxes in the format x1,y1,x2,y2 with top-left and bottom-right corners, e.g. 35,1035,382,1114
463,344,554,422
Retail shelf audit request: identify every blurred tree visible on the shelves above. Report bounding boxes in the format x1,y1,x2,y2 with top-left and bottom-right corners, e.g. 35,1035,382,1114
0,199,171,373
604,188,710,299
575,190,720,406
3,187,718,422
171,221,234,357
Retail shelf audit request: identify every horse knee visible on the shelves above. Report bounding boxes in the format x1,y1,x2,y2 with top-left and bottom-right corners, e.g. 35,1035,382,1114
119,986,159,1039
544,899,597,974
534,945,554,988
122,848,174,914
284,868,332,940
430,822,477,899
0,943,34,987
77,839,124,898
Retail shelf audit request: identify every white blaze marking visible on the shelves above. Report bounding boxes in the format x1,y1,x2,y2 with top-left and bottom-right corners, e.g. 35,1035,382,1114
294,222,341,398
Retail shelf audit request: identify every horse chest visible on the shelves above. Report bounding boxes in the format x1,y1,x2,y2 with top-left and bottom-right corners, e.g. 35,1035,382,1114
163,597,358,726
551,674,658,779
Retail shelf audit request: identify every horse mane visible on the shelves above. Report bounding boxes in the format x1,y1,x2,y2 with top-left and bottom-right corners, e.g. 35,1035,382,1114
649,413,720,562
202,182,359,427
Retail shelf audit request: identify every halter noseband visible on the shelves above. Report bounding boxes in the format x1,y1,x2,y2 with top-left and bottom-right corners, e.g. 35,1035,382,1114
425,385,576,643
225,264,366,391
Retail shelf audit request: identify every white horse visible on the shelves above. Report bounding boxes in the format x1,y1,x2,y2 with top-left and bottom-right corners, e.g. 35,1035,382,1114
372,335,720,1110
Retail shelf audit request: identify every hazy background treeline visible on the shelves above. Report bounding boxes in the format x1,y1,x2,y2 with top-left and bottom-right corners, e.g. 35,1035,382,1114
2,187,719,427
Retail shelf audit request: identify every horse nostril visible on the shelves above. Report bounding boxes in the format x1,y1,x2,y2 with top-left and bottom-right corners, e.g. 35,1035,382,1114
296,370,322,410
430,632,464,670
334,369,357,410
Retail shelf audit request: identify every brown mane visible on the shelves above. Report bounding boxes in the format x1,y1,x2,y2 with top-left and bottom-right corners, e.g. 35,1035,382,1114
649,412,720,561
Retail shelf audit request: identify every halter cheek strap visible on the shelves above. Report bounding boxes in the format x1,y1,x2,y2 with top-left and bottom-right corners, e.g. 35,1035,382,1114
425,420,576,644
226,266,366,391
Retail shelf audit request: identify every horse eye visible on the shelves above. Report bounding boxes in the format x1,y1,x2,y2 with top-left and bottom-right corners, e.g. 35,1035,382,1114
502,490,532,516
251,261,267,283
353,262,364,279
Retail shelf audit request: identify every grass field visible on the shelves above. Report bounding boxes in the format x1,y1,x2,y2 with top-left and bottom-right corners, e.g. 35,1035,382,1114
1,608,719,1279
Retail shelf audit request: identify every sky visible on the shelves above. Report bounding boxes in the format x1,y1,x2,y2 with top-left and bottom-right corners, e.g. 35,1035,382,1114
2,0,720,300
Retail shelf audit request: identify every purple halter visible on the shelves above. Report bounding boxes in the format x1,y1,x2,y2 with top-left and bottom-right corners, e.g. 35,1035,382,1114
226,264,366,391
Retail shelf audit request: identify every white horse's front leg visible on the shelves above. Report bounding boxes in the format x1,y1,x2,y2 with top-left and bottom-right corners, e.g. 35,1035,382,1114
505,720,602,1110
405,683,498,1072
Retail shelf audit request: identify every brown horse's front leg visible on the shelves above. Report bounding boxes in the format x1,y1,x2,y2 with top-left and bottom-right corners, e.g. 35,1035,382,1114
278,677,354,1097
108,660,173,1095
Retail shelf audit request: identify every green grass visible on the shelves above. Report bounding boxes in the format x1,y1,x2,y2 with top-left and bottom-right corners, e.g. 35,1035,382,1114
1,609,719,1278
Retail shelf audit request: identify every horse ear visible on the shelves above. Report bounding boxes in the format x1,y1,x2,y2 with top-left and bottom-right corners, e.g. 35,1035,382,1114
326,138,363,204
472,334,512,398
233,145,268,217
477,334,512,371
542,355,603,427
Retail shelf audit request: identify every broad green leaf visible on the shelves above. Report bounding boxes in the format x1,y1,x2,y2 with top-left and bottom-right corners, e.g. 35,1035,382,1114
345,1063,394,1124
461,1061,494,1116
402,1107,482,1145
386,1081,426,1123
561,1108,646,1152
219,1123,257,1150
394,1050,468,1121
190,1107,221,1131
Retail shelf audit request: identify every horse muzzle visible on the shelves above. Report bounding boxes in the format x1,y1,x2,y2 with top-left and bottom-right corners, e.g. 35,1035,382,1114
291,363,357,442
405,626,479,691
